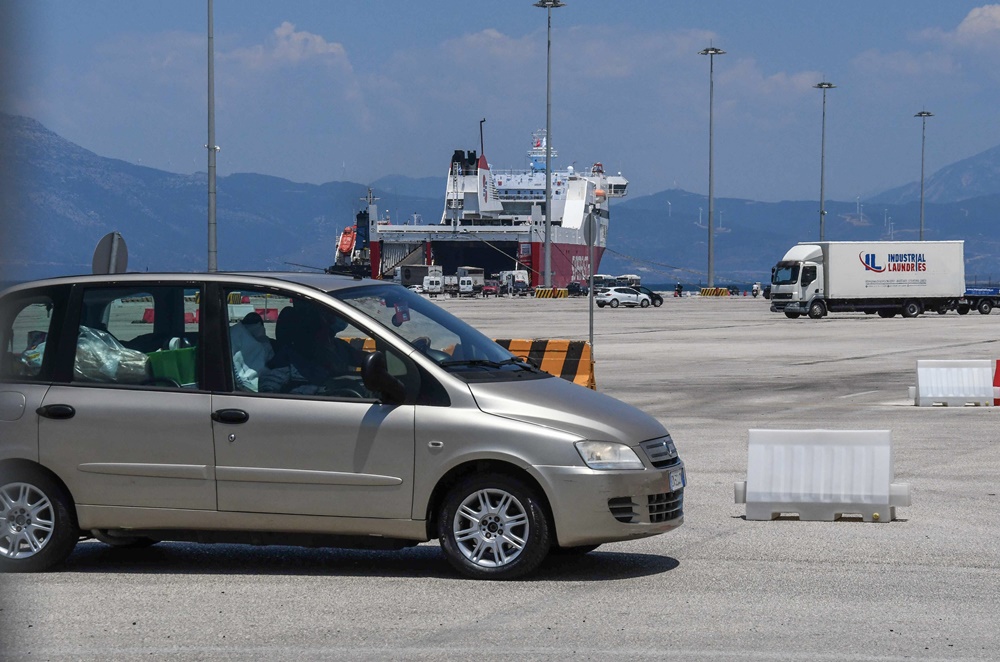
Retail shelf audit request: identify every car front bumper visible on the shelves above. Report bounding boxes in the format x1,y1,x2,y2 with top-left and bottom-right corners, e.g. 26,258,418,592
535,463,685,547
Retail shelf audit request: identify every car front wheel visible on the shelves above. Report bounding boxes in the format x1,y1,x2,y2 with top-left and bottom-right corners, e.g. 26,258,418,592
438,474,551,580
0,466,79,572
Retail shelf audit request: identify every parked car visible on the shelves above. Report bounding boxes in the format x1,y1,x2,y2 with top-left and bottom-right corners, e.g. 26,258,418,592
633,285,663,307
0,272,685,579
407,284,425,294
566,281,589,297
596,286,652,309
481,280,500,297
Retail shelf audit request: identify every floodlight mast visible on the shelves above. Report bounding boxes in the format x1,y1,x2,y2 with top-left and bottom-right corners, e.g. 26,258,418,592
534,0,565,289
814,82,836,241
699,46,725,288
915,110,933,241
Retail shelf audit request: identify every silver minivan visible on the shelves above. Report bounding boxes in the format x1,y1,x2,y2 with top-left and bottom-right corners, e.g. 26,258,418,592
0,272,684,579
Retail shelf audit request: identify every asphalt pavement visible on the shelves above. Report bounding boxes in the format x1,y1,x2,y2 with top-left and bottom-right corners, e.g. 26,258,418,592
2,294,998,661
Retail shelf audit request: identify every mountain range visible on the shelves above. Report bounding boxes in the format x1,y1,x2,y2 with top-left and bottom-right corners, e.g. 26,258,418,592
3,113,999,285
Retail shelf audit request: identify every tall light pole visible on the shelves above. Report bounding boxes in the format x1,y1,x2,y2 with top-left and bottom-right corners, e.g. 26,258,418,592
699,46,725,287
814,81,835,241
207,0,219,272
915,110,933,241
534,0,565,289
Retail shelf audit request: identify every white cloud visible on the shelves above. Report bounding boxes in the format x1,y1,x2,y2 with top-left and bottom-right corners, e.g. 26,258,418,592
918,4,1000,51
224,22,352,71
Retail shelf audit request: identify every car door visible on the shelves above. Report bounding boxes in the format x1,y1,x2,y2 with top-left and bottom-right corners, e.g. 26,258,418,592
211,286,416,520
37,283,216,511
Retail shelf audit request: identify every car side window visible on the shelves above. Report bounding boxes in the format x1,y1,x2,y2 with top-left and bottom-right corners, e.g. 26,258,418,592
0,296,57,381
225,288,413,400
73,285,202,388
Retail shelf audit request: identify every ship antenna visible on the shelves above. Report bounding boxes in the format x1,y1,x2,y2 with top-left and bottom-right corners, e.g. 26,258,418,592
479,118,486,155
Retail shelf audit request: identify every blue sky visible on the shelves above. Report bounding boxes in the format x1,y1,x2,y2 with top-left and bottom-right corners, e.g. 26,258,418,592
4,1,1000,201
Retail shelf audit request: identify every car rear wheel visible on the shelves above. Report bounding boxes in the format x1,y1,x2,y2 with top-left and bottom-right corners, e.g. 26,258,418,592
610,299,619,308
0,466,79,572
640,299,650,308
438,474,551,580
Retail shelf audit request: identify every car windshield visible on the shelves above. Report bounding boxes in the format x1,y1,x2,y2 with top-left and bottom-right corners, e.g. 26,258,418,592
772,263,800,286
332,283,546,381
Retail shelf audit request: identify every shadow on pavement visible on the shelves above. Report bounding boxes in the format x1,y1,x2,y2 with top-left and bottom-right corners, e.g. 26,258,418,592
60,540,679,581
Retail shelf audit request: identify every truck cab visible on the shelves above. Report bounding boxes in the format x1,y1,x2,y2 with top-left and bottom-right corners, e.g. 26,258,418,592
769,244,825,318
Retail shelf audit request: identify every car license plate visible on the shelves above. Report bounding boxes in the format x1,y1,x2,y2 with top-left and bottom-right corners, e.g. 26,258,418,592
669,469,684,492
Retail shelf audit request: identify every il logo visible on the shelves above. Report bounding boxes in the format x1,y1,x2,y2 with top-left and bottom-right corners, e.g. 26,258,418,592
860,252,885,272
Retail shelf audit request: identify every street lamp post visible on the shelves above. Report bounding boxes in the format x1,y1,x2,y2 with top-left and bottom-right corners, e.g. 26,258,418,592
915,110,933,241
699,46,725,288
207,0,218,272
814,81,835,241
534,0,565,288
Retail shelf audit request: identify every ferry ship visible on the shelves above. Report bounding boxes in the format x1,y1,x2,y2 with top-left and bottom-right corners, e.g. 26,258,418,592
336,130,627,288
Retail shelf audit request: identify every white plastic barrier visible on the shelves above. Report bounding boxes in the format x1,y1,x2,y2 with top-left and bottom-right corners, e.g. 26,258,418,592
734,429,910,522
914,359,994,407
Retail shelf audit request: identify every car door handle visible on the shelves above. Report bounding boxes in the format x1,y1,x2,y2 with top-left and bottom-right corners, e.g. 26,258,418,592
211,408,249,424
36,404,76,420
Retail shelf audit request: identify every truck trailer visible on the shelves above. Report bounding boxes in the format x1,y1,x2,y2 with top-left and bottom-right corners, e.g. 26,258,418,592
769,241,965,319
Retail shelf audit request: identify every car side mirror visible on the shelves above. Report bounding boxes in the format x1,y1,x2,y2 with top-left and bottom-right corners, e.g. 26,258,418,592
362,351,407,405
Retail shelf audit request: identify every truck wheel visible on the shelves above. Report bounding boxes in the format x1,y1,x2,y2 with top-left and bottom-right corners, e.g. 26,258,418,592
977,300,992,315
807,301,826,319
784,311,800,319
901,301,922,318
937,305,949,315
877,310,896,318
957,304,970,315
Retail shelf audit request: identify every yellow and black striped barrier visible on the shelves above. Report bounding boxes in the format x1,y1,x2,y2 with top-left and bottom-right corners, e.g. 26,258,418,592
699,287,731,297
534,288,569,298
494,338,595,389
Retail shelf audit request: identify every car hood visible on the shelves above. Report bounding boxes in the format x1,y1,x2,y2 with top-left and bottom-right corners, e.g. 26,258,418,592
468,377,668,445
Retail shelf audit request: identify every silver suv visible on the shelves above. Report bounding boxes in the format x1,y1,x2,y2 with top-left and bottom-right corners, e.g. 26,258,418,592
0,272,684,579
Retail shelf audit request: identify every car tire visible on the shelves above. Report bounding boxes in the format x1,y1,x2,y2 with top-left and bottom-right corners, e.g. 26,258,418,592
0,465,79,573
596,302,605,308
610,299,619,308
977,300,992,315
653,298,662,307
640,299,650,308
438,473,551,580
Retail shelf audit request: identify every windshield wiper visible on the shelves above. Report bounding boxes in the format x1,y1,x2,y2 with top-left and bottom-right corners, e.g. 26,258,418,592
440,357,541,372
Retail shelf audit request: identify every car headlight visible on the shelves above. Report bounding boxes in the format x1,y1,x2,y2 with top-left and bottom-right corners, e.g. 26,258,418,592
575,441,644,470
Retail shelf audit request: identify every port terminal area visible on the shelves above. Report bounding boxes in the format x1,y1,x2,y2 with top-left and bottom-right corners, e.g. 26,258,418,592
12,294,999,659
427,294,1000,658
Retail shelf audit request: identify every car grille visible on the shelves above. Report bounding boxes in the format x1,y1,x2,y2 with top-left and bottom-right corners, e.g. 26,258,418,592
639,437,681,469
607,489,684,524
648,490,684,523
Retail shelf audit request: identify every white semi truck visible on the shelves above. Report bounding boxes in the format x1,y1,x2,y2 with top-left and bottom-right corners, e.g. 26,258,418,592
769,241,966,319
